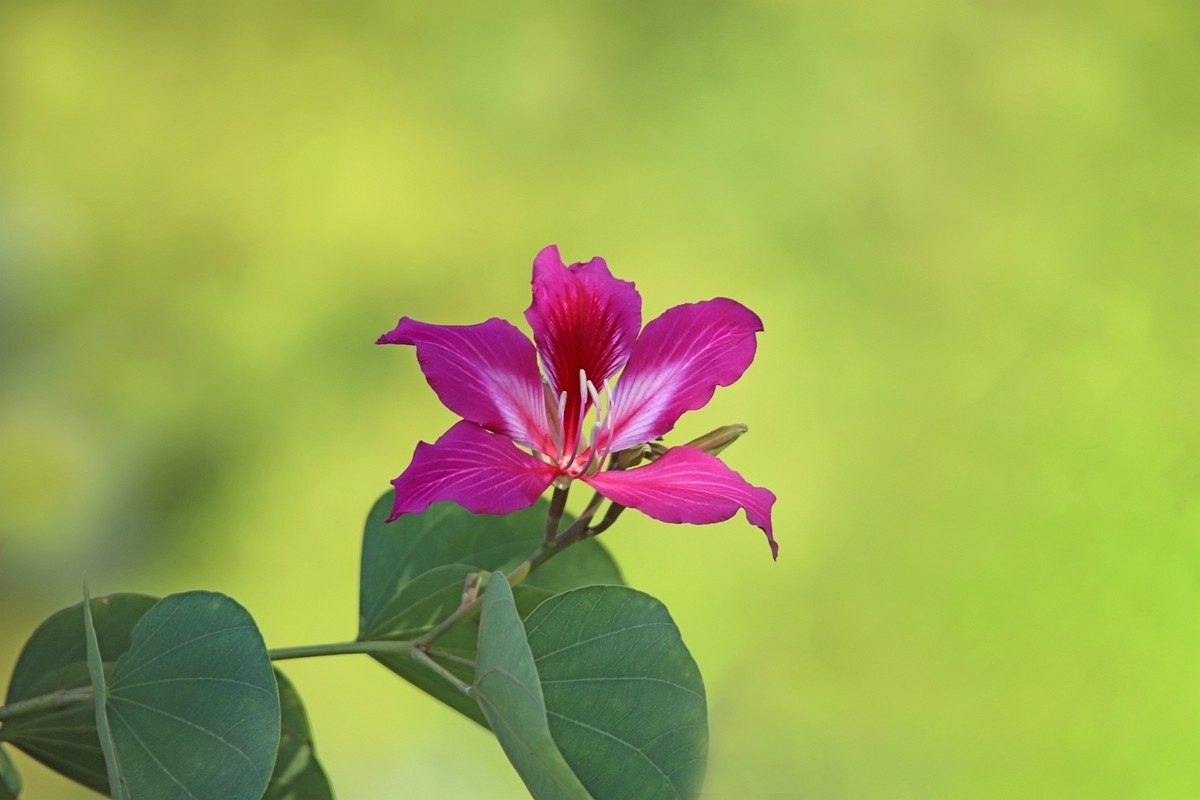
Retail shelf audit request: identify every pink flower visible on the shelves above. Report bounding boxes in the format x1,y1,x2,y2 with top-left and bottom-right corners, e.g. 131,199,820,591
378,245,778,558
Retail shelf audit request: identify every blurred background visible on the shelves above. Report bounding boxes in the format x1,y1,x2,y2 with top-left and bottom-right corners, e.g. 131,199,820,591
1,0,1197,797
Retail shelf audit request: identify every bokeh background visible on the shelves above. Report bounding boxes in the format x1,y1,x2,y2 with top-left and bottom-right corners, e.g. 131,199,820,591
2,1,1198,797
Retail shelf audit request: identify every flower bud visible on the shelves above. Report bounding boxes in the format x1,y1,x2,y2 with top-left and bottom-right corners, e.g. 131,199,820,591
612,444,652,469
683,424,749,457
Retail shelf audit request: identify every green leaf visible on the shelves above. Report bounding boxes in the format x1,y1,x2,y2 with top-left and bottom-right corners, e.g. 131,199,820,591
265,669,334,800
6,592,283,798
358,496,625,725
6,594,159,704
359,496,623,630
83,585,129,799
474,573,592,800
104,591,281,800
0,747,21,800
363,564,488,725
526,586,709,800
361,564,481,641
2,594,157,794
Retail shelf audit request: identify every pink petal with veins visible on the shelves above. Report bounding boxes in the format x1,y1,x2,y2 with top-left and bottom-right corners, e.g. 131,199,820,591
388,420,558,520
525,245,641,457
584,445,778,559
377,317,553,454
606,298,762,453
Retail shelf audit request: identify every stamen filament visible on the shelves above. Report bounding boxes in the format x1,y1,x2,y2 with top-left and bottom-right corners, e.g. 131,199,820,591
547,370,620,476
603,378,616,446
544,383,565,457
570,369,589,462
577,377,615,477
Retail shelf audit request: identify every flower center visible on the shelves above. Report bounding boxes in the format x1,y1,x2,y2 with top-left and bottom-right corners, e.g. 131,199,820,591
544,369,615,477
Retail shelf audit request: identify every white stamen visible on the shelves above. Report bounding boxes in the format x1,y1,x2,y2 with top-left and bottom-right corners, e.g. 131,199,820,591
586,380,603,422
544,383,565,457
544,369,622,475
570,369,589,462
603,378,616,447
578,377,617,477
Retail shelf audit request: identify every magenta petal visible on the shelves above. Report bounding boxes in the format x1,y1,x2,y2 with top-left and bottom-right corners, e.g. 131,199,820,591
524,245,641,452
389,421,558,520
378,316,553,454
606,298,763,452
583,445,778,559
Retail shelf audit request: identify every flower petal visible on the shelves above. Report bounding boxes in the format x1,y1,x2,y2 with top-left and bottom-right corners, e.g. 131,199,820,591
583,445,778,559
606,298,762,452
389,421,558,520
378,316,553,453
524,245,641,454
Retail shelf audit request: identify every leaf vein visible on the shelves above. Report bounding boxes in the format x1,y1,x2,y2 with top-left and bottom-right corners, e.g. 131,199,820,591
546,710,679,799
539,675,703,701
112,625,257,684
115,676,275,697
110,704,200,799
111,696,263,775
533,622,677,662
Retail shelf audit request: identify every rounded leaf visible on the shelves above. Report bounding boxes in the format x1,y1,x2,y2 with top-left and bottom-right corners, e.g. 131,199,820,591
2,594,158,794
358,496,624,726
6,594,158,704
265,669,334,800
526,586,708,800
0,747,20,800
104,591,281,800
359,496,623,633
474,574,592,800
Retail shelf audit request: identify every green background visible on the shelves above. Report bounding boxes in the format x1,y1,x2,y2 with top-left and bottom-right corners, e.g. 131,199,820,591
2,1,1197,797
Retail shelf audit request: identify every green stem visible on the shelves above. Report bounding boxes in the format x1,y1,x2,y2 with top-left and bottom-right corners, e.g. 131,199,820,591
414,592,485,645
586,502,626,537
267,640,414,661
427,649,476,669
543,480,571,545
0,686,94,724
417,512,593,646
578,488,606,527
410,648,471,693
269,639,472,695
0,491,630,731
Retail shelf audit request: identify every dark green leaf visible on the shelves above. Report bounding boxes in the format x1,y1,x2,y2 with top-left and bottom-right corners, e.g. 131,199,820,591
104,591,281,800
370,645,483,727
0,747,21,800
361,564,480,641
6,594,158,704
265,669,334,800
474,573,592,800
359,496,623,630
526,586,709,800
366,579,591,727
2,594,157,794
363,563,489,725
359,496,625,724
83,585,129,799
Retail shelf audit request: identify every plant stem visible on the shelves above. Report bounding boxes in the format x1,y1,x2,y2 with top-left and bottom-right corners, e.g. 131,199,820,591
585,502,626,537
416,512,595,646
0,491,632,731
543,480,571,545
0,686,94,724
268,640,414,661
427,649,476,669
578,488,606,527
410,648,471,693
413,591,485,645
268,639,475,694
